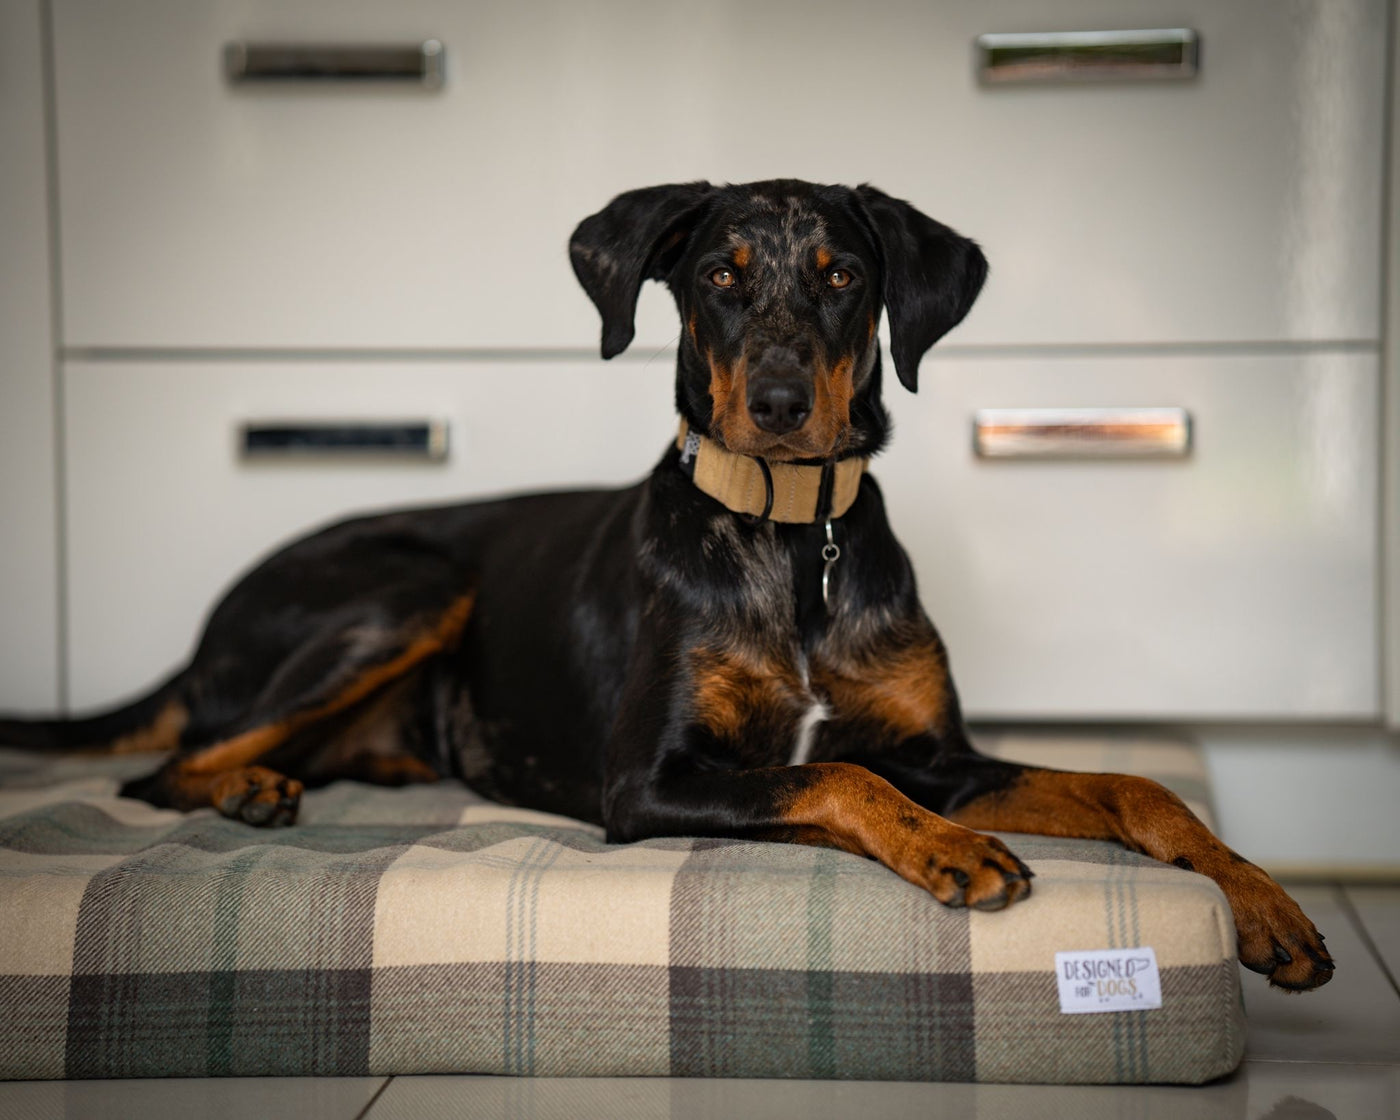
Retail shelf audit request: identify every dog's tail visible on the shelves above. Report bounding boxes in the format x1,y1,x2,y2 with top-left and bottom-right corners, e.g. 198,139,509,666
0,670,188,753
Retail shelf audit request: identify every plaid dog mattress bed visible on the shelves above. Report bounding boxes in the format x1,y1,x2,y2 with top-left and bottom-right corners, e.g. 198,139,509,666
0,735,1243,1083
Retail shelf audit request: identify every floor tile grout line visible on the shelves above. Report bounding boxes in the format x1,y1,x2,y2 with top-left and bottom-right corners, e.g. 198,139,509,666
1241,1056,1400,1067
352,1076,394,1120
1334,884,1400,1002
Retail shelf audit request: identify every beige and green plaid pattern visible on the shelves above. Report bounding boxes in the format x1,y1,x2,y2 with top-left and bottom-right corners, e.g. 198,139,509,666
0,738,1243,1083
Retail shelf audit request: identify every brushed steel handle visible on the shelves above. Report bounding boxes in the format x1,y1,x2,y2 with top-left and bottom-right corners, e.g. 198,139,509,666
224,41,445,87
973,408,1192,459
976,29,1199,84
240,421,450,460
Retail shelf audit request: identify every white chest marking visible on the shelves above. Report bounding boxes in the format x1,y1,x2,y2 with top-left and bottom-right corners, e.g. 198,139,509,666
788,698,831,766
788,656,830,766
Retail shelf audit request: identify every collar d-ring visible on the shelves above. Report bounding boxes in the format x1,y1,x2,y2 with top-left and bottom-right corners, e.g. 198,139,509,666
821,516,841,608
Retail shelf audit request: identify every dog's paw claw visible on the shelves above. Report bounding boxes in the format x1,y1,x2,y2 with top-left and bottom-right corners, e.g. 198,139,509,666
211,766,303,828
1228,867,1335,991
926,833,1032,911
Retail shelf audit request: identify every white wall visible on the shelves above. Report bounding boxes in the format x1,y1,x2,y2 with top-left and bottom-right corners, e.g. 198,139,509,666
0,0,60,711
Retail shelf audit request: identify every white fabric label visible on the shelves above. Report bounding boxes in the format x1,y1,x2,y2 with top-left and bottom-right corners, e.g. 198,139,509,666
1055,947,1162,1014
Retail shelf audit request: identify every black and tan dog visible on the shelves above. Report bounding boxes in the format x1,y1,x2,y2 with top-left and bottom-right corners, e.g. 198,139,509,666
1,179,1332,991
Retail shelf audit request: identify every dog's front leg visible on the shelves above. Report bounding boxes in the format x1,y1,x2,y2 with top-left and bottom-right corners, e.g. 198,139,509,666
602,620,1029,908
607,755,1032,911
858,746,1334,991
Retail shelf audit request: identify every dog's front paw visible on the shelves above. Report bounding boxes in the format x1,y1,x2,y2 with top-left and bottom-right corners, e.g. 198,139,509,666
921,830,1034,912
1225,861,1334,991
210,766,303,827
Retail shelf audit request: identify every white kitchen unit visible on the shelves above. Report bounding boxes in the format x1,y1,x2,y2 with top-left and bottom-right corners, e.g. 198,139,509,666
878,351,1380,719
1388,0,1400,732
43,0,1390,723
1,0,1395,868
50,0,1385,351
63,351,1382,722
61,359,674,707
0,0,60,710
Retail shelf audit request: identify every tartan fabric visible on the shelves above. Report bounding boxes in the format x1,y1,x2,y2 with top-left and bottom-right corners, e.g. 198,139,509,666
0,737,1244,1083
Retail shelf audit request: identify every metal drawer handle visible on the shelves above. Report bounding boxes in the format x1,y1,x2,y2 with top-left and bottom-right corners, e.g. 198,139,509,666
240,421,450,460
973,408,1192,459
976,29,1199,84
224,41,445,87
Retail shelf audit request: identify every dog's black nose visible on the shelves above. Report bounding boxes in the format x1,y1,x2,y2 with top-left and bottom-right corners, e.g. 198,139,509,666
747,377,812,434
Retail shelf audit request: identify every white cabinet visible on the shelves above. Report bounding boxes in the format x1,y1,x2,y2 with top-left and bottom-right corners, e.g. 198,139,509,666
52,0,1385,350
61,359,673,706
879,351,1380,718
0,0,60,710
35,0,1389,722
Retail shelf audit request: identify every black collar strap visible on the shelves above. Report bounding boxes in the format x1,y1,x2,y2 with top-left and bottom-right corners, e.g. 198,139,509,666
675,420,867,524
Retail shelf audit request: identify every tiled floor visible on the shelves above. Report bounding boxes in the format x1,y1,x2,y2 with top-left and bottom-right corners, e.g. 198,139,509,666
2,885,1396,1120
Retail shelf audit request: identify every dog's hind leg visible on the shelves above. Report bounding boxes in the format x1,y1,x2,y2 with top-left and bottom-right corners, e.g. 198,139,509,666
120,592,475,825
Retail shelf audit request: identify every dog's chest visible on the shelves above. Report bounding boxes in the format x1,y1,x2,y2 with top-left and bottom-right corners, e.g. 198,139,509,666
679,507,922,765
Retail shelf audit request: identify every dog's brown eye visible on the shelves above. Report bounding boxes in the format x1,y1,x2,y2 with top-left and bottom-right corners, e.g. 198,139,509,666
710,268,736,289
827,269,852,289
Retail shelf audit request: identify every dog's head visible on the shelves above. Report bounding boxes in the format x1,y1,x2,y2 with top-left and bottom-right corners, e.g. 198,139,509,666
570,180,986,461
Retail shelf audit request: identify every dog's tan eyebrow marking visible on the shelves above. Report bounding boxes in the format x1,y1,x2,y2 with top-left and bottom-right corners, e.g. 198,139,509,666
732,243,752,269
815,247,833,271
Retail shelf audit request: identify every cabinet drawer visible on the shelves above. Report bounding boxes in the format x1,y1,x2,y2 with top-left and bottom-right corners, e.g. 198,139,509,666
876,351,1380,719
54,0,1383,350
63,353,1379,718
62,359,673,707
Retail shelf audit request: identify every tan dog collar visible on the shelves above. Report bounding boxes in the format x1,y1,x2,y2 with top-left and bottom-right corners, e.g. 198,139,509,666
675,420,867,524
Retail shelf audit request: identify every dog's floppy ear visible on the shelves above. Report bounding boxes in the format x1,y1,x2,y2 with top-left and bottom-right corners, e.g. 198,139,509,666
570,182,715,359
855,185,988,392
